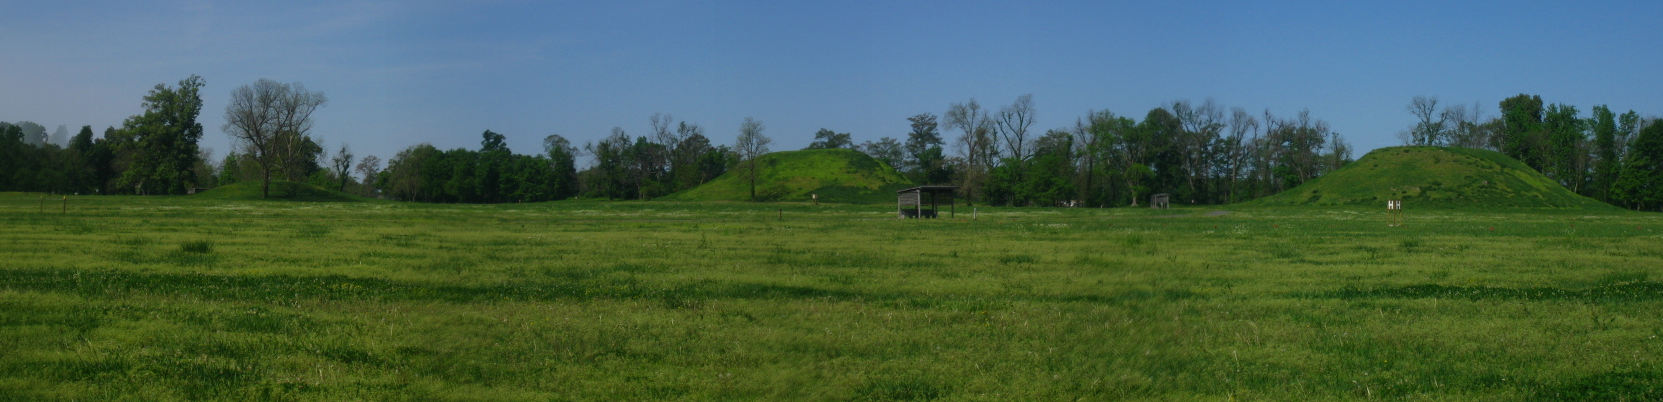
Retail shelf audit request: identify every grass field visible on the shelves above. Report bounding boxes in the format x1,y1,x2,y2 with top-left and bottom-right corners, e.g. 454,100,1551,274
3,192,1663,399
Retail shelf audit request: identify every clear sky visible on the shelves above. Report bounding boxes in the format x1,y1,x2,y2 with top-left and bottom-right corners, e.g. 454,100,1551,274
3,1,1661,165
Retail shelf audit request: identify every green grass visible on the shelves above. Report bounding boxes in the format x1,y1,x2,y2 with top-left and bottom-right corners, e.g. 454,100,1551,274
663,148,913,203
193,181,366,203
2,192,1662,399
1254,146,1615,209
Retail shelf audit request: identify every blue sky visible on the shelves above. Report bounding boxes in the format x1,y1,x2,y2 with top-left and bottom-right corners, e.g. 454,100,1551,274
3,1,1661,165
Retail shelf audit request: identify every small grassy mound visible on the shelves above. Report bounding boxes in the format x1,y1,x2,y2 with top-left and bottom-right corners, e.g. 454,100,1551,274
193,181,364,202
663,148,914,203
1252,146,1613,209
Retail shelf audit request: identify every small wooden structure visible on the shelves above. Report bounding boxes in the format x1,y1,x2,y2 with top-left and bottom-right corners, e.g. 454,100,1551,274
1150,193,1171,209
897,186,957,219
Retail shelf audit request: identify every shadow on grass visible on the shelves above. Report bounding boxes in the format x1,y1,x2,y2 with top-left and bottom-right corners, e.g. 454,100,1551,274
0,268,1202,308
1312,282,1663,302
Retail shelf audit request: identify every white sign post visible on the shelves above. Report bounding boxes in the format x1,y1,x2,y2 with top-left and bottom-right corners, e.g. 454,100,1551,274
1387,200,1403,227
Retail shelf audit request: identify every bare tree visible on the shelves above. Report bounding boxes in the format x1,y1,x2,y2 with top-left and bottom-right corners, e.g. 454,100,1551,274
649,112,679,154
734,117,771,201
331,144,354,192
1173,99,1224,201
996,94,1037,162
1225,107,1258,201
355,155,381,195
945,99,995,203
1408,96,1445,146
223,79,326,198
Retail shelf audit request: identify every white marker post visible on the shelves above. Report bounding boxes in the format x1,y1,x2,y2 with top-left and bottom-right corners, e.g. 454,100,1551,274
1387,200,1403,227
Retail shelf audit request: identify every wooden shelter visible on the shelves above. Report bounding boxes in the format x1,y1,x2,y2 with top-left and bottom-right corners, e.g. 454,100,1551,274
1150,193,1171,209
897,186,957,218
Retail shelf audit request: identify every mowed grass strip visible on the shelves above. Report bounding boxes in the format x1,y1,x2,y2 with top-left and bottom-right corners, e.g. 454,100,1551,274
1,193,1661,399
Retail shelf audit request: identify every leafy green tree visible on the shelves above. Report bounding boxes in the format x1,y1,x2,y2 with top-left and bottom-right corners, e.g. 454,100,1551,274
62,125,98,193
1021,129,1077,206
629,136,670,199
542,134,579,199
1618,111,1641,161
1612,122,1663,210
14,121,46,147
1140,107,1183,198
806,128,852,149
904,113,948,184
586,127,635,199
669,130,710,191
1542,104,1584,191
1591,105,1620,201
1499,94,1545,171
0,123,26,189
857,137,905,171
113,75,207,195
384,143,440,201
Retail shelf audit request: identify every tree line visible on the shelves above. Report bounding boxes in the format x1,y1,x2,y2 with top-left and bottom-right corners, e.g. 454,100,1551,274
845,96,1353,207
1399,94,1662,210
2,76,212,195
10,77,1663,210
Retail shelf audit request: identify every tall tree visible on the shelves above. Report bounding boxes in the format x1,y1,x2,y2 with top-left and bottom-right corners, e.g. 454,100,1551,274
14,121,46,147
331,144,354,192
1542,104,1585,191
1442,102,1490,149
945,99,995,202
806,128,853,149
1406,96,1446,146
1499,94,1545,171
50,125,70,147
543,133,579,199
222,78,327,197
734,117,771,201
586,127,634,199
1223,107,1258,203
1612,122,1663,210
996,94,1037,162
628,136,669,199
1023,129,1076,206
1172,99,1224,202
858,137,905,171
1591,105,1620,201
1618,111,1641,161
355,155,381,196
113,75,207,195
669,123,715,191
904,113,949,184
649,113,681,161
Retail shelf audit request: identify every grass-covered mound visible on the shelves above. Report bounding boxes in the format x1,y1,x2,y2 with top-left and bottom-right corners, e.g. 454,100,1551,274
664,148,913,203
1253,146,1612,209
192,181,364,202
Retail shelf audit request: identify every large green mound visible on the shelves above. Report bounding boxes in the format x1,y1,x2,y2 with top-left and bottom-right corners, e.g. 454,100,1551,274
664,148,914,203
1253,146,1612,209
193,181,364,202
